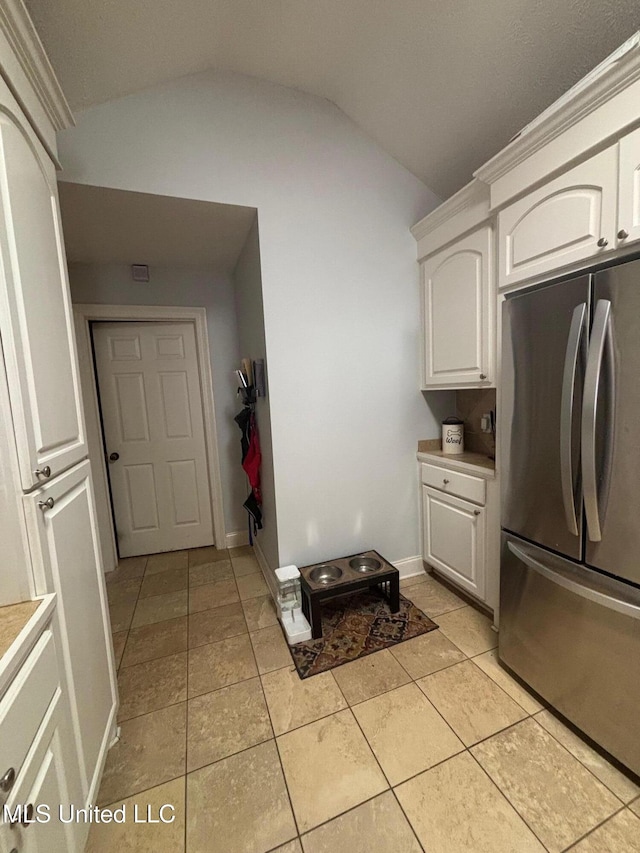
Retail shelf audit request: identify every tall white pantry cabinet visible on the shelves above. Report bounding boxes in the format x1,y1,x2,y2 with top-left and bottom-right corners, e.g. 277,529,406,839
0,1,117,850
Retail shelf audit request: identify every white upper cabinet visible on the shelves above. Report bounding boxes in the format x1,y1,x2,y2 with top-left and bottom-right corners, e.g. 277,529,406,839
617,125,640,248
0,101,86,491
421,225,493,387
498,146,618,289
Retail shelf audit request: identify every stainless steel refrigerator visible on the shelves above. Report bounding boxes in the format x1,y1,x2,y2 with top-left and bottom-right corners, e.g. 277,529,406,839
500,257,640,777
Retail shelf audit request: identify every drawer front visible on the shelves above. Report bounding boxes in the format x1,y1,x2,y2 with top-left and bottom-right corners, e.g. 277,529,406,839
421,463,486,505
0,630,59,788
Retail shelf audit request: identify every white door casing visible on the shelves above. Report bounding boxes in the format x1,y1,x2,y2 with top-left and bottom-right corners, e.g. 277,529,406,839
0,111,86,490
93,321,214,557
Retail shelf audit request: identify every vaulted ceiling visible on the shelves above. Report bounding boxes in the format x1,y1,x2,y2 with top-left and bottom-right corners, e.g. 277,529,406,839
26,0,639,198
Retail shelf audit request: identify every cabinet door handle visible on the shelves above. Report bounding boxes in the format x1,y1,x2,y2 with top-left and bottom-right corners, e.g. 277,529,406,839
597,237,609,248
38,497,55,511
474,509,481,516
479,373,487,380
34,466,51,479
617,229,629,240
443,478,450,484
0,767,15,793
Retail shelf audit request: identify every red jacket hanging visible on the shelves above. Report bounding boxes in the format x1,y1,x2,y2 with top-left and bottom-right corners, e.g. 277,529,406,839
242,412,262,504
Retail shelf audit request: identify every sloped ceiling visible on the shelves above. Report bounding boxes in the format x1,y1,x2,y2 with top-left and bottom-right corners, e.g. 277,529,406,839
26,0,640,198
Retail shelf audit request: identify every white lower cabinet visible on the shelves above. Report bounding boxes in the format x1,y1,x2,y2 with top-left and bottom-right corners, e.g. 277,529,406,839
0,620,84,853
422,484,486,600
22,461,117,804
2,694,79,853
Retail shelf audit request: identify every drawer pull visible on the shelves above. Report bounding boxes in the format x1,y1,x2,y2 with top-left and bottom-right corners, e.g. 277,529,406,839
0,767,15,792
34,466,51,479
38,497,55,511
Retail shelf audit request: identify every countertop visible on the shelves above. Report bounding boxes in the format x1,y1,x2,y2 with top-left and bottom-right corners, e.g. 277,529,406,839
417,440,496,478
0,599,40,658
0,595,56,697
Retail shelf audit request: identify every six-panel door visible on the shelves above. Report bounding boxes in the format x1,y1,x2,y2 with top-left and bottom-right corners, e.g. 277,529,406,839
422,485,486,599
0,112,86,490
92,322,215,557
421,225,493,387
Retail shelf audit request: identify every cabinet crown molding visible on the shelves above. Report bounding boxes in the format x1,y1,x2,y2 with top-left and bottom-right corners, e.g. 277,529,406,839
411,178,490,242
475,31,640,187
0,0,73,131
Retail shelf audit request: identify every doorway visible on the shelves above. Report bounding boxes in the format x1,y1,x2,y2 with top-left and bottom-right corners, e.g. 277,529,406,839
93,320,214,558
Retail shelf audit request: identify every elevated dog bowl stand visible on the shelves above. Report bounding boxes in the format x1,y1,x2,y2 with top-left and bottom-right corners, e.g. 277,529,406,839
299,549,400,640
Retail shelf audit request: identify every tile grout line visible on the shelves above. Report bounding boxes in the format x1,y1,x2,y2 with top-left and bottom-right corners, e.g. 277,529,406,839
252,619,304,845
345,697,428,852
560,803,630,852
530,710,640,806
465,740,553,851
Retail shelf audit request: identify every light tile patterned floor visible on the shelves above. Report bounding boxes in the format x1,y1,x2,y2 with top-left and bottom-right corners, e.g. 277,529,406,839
89,549,640,852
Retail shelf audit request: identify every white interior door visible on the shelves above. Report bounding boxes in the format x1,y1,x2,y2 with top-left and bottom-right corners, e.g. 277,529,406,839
92,322,214,557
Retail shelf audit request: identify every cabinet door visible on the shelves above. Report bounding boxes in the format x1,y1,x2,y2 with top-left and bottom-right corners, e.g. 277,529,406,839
23,461,117,802
0,110,86,491
498,146,617,289
617,126,640,248
422,485,486,600
421,226,492,387
1,695,81,853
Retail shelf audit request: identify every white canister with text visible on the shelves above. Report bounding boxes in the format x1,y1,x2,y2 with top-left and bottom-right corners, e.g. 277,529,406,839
442,417,464,455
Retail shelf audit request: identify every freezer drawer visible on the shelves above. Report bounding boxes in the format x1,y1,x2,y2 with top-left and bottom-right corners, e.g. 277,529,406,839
499,532,640,776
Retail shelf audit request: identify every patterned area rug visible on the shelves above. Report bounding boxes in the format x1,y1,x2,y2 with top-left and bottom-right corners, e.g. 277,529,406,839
289,590,437,679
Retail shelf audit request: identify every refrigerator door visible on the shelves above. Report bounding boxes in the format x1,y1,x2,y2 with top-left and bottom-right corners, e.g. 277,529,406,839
500,532,640,776
587,260,640,584
502,276,590,559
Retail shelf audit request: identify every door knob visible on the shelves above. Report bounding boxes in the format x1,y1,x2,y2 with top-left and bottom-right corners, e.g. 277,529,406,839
617,229,629,240
109,452,120,462
597,237,609,248
34,466,51,479
38,497,55,511
0,767,15,793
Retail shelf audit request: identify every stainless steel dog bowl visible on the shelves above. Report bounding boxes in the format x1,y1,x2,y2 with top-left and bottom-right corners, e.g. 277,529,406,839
348,556,382,573
309,564,343,584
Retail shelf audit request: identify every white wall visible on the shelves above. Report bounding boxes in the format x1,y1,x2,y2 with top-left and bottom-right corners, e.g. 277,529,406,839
232,219,279,569
58,69,449,567
68,262,247,538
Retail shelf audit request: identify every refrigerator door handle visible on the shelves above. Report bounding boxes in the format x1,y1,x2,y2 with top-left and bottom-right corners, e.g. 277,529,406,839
560,303,586,535
507,541,640,620
582,299,614,542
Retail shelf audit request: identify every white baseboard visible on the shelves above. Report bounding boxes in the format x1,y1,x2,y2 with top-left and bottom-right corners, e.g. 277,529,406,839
225,529,249,549
393,555,426,579
253,537,278,601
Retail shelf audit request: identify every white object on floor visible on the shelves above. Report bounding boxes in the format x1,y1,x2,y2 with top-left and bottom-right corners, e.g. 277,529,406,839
275,564,312,644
